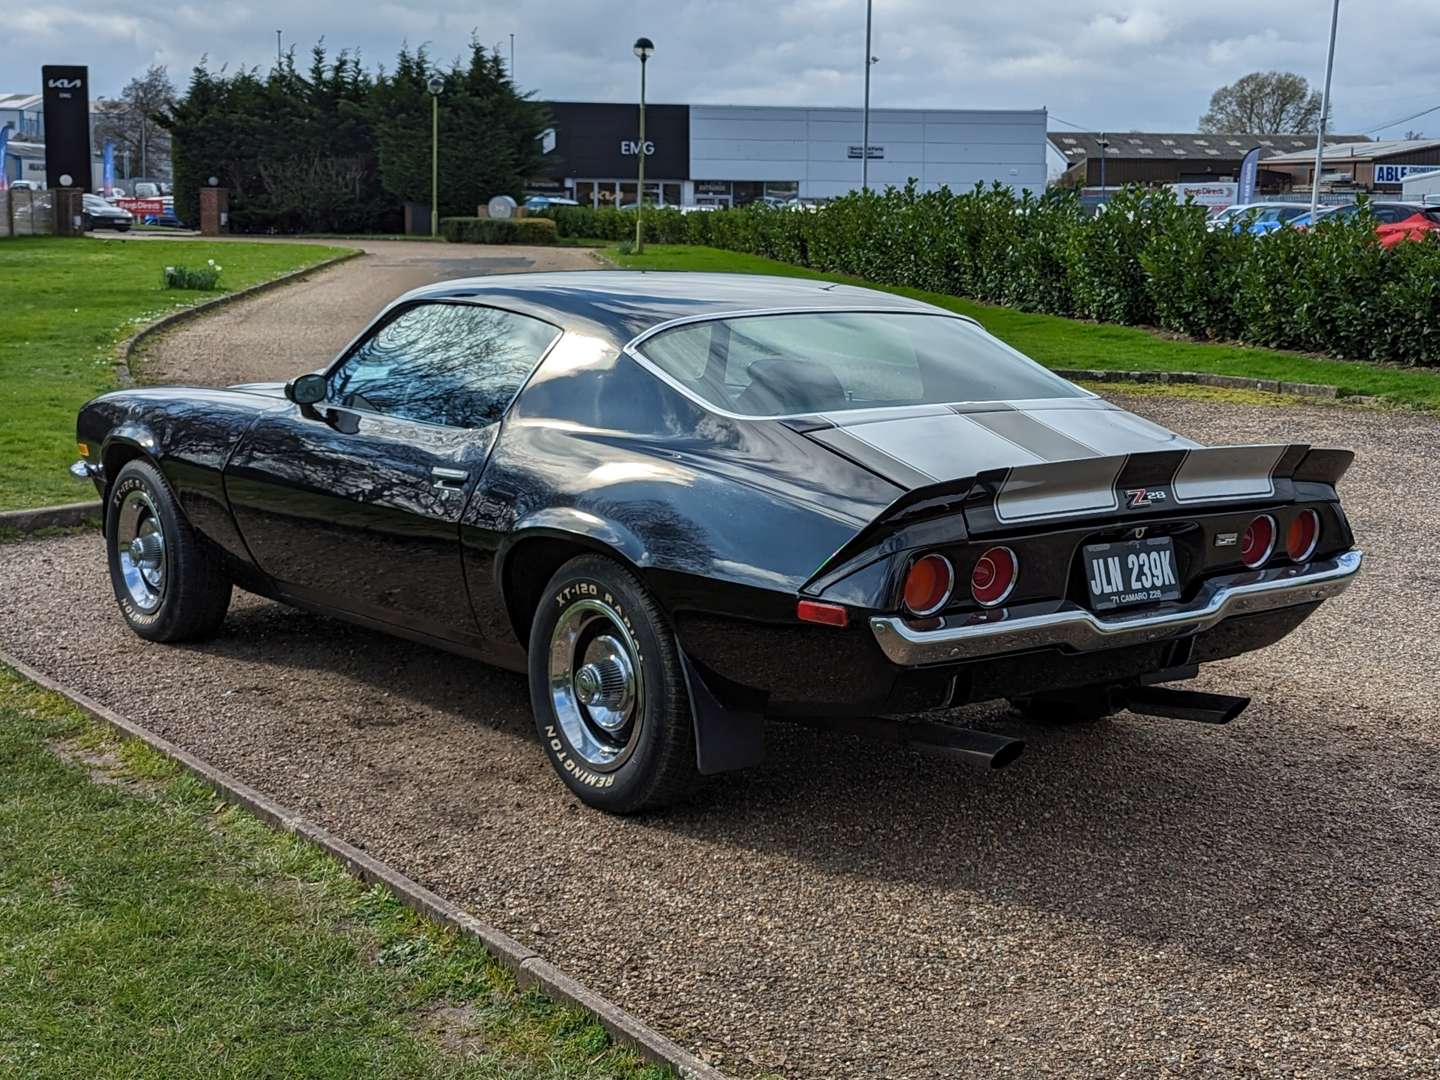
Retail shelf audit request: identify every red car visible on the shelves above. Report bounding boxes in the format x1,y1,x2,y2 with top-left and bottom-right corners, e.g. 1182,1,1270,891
1375,207,1440,248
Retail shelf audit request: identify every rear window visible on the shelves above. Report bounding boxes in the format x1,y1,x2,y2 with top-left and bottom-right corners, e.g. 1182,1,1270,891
635,311,1084,417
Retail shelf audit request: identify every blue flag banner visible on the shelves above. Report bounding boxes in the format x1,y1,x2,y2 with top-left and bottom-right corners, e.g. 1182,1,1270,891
1237,145,1261,205
103,140,115,196
0,127,10,190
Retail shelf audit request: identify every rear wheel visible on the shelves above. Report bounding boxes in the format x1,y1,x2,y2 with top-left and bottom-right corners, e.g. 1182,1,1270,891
528,554,697,813
105,459,232,642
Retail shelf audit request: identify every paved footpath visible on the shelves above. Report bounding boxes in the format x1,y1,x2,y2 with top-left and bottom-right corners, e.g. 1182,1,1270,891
134,239,601,386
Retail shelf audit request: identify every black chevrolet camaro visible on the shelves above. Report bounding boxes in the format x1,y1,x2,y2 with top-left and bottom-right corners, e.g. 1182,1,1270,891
75,272,1362,812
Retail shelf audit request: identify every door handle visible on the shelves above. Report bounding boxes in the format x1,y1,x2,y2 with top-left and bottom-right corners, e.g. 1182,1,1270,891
430,467,469,491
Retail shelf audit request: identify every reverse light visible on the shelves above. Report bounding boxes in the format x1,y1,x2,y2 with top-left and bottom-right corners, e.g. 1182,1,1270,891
796,599,849,628
902,554,955,616
969,547,1018,608
1240,514,1276,568
1286,509,1321,562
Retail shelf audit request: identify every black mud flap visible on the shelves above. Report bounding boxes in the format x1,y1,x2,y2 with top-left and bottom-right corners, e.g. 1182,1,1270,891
678,649,765,775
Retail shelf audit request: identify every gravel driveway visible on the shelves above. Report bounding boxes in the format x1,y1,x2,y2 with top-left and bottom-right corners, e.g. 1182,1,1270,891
9,308,1439,1075
134,239,602,386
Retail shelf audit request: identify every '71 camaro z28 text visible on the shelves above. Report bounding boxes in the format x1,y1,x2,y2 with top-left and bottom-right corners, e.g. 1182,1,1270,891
74,271,1362,812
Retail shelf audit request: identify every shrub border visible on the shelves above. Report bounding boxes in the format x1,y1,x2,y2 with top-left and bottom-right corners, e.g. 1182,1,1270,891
0,648,730,1080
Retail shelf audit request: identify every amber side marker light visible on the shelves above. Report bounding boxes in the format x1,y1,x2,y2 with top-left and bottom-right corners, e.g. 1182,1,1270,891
796,599,849,628
76,443,89,458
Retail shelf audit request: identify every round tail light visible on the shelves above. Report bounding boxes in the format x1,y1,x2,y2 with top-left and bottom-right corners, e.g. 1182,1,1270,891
902,554,954,616
1240,514,1276,568
970,546,1019,607
1286,509,1321,562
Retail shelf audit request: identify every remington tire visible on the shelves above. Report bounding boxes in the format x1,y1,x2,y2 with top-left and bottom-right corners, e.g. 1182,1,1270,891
104,459,232,643
529,554,697,814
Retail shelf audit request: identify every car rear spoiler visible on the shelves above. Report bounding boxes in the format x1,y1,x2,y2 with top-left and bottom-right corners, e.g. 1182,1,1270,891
804,444,1353,592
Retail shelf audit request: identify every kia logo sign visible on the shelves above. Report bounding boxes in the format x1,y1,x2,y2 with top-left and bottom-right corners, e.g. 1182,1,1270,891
48,78,83,89
620,140,655,156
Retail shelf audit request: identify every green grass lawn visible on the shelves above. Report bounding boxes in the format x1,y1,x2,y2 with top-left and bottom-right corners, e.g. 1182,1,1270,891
607,244,1440,409
0,667,673,1080
0,236,353,511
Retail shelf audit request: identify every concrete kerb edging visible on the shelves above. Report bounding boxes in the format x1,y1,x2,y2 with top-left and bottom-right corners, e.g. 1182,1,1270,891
1057,367,1381,404
0,500,102,532
114,247,366,387
0,648,730,1080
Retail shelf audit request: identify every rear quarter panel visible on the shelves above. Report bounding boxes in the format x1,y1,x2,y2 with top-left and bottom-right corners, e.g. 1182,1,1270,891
462,333,903,683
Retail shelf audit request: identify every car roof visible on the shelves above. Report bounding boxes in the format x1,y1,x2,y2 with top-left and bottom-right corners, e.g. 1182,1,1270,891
398,271,942,346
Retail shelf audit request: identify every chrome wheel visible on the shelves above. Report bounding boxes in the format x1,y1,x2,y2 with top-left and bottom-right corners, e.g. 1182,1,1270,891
548,598,644,770
114,490,167,613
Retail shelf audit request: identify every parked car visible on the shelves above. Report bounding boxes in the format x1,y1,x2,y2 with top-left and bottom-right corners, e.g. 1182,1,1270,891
1289,202,1439,238
74,273,1362,813
142,195,187,229
1375,207,1440,248
524,195,580,213
1206,203,1259,230
81,193,133,231
1229,203,1313,235
9,179,42,191
132,181,161,198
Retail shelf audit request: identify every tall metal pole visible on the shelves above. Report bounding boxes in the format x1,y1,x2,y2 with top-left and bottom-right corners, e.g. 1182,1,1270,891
862,0,873,192
276,30,282,67
431,93,439,238
1098,133,1106,200
636,55,647,252
510,34,515,80
1309,0,1340,221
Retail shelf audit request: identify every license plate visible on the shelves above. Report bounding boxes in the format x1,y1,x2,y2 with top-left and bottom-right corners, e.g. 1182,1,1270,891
1083,537,1181,611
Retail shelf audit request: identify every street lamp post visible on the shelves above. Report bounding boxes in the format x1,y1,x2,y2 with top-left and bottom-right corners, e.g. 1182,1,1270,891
427,75,444,238
1309,0,1341,221
1098,133,1109,202
862,0,874,192
633,37,654,252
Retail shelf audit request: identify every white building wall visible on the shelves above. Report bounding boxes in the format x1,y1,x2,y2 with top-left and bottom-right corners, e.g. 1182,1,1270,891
689,106,1047,199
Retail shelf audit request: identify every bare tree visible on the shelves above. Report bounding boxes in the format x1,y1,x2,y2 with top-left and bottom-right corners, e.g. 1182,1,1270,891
1403,129,1426,140
1199,71,1324,134
93,65,177,179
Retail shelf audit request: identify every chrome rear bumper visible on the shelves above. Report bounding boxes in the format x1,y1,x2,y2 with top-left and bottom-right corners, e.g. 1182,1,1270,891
870,549,1362,666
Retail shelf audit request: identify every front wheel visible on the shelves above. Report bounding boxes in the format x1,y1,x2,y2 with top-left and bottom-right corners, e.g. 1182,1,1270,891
105,459,232,642
528,554,698,813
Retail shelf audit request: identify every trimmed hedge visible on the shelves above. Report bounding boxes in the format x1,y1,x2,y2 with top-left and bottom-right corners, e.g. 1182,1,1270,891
548,185,1440,365
439,216,557,245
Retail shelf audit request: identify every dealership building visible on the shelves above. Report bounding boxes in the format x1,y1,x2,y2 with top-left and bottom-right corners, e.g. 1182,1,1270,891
531,102,1048,207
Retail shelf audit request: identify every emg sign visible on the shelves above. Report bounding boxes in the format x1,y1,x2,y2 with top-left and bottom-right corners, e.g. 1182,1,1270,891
1375,163,1440,184
620,140,655,156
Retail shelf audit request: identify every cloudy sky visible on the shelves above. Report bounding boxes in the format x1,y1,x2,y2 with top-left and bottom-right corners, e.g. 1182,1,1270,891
12,0,1439,137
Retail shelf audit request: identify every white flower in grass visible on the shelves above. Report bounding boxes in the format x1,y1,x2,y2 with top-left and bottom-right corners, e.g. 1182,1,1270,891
207,258,215,266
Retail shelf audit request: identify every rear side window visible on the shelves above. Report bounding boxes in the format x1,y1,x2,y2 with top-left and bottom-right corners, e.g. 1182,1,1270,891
327,302,558,428
635,311,1083,417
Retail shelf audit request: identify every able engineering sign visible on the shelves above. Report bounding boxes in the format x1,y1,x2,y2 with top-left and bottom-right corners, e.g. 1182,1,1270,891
1374,164,1440,185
